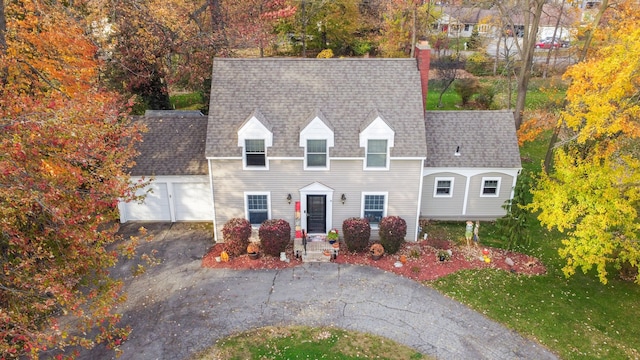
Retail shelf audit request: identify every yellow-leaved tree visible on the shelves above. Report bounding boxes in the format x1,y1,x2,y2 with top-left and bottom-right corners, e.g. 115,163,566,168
528,2,640,284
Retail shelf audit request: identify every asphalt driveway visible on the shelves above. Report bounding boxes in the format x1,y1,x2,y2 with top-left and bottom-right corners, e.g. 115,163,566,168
77,222,558,360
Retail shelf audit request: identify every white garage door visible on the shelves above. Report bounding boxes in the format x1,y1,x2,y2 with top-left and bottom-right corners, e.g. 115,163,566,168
124,183,171,221
173,183,213,221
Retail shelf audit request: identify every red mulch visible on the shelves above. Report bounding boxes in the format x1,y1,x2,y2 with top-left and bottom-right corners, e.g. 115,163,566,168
202,241,546,281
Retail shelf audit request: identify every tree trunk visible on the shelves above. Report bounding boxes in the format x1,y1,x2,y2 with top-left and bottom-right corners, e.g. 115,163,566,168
0,0,6,53
543,0,565,79
513,0,545,130
578,0,609,62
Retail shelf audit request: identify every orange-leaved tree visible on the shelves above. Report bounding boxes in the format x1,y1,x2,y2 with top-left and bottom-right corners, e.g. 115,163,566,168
1,0,145,358
528,2,640,284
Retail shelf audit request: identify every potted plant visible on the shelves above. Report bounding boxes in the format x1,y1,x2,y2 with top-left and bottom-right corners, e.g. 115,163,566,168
437,249,451,262
247,243,260,260
327,229,339,244
370,243,384,260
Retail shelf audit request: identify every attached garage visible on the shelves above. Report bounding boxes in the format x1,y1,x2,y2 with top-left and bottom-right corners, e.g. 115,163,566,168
119,111,213,223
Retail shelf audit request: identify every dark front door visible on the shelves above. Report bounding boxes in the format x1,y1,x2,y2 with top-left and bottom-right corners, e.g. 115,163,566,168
306,195,326,234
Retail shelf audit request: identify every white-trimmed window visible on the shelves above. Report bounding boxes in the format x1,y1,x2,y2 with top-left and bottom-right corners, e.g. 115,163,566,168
434,177,454,197
300,116,334,170
481,177,501,197
246,192,270,225
359,117,394,170
366,139,388,168
362,192,387,226
238,115,272,170
306,139,327,168
245,139,266,167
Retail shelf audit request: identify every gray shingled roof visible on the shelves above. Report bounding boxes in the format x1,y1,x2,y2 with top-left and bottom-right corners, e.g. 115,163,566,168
130,114,208,176
206,58,427,159
425,110,522,168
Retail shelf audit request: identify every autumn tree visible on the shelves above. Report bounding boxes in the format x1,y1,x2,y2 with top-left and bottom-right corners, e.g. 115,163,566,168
528,3,640,284
224,0,296,57
1,0,145,357
378,1,440,58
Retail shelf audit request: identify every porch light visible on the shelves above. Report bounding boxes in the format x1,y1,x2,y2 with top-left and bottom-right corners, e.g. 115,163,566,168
341,193,347,204
287,193,292,204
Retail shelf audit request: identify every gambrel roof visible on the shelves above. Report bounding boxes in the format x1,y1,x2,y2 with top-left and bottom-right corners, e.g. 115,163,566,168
424,110,522,168
206,58,427,159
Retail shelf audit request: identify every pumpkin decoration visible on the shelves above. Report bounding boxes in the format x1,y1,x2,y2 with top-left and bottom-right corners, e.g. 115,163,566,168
370,243,384,260
247,243,260,254
400,255,407,264
220,251,229,262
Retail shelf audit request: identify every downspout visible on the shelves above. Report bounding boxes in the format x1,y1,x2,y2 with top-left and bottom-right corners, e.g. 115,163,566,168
415,158,426,241
462,174,471,216
207,158,218,242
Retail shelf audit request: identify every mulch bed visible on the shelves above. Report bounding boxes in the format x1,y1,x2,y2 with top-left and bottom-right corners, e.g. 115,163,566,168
202,240,546,281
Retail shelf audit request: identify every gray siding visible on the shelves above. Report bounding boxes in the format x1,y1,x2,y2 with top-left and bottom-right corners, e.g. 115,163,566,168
421,172,466,217
210,158,423,242
466,172,514,218
421,171,515,220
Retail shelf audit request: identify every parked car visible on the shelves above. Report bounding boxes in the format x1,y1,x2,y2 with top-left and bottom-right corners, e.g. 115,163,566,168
535,39,561,49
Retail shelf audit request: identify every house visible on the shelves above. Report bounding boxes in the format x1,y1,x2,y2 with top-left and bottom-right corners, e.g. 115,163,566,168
120,43,522,243
436,6,498,38
118,111,213,222
422,110,521,220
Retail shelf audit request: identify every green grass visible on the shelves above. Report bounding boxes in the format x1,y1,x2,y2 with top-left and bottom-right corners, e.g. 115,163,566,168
425,133,640,360
194,326,429,360
426,76,568,111
170,92,205,110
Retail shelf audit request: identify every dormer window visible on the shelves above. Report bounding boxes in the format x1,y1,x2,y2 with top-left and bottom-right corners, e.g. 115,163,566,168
307,139,327,167
366,139,388,168
238,112,272,170
300,114,334,170
359,116,394,170
245,139,266,167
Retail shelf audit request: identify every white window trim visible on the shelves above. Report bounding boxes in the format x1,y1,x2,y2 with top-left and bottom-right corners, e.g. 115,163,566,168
363,139,390,170
238,117,272,170
244,191,271,227
300,117,334,170
359,117,394,171
480,177,501,197
303,139,330,170
361,192,388,229
434,177,454,198
242,139,269,170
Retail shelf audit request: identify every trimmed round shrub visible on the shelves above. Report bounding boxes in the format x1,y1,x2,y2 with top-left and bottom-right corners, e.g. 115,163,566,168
379,216,407,255
221,218,252,257
258,219,291,257
342,217,371,253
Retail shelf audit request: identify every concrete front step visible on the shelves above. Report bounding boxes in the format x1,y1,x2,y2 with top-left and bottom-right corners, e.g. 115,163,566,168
294,238,340,263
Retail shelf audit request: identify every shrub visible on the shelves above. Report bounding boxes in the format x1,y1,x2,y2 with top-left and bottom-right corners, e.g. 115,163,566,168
453,78,481,106
474,85,496,109
221,218,252,257
258,219,291,257
378,216,407,255
342,217,371,253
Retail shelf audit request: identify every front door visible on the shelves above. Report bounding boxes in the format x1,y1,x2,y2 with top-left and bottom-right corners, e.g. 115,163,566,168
306,195,326,234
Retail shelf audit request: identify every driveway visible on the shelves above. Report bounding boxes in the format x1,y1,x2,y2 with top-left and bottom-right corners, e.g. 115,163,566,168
78,222,558,360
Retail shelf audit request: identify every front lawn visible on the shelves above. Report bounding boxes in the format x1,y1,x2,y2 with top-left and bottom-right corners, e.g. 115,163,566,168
425,133,640,359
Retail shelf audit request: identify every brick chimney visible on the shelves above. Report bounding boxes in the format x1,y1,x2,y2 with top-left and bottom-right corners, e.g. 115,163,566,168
415,41,431,110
